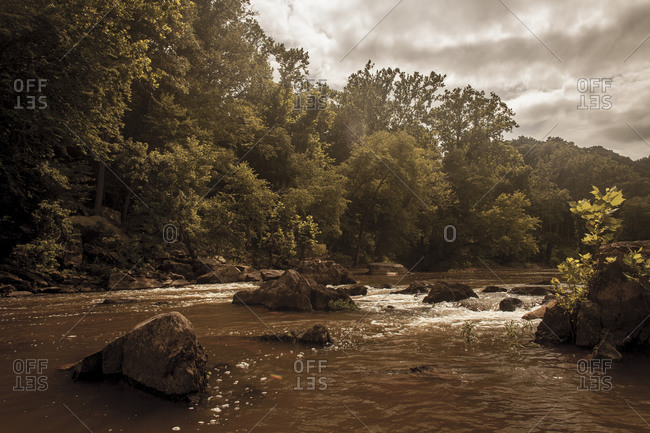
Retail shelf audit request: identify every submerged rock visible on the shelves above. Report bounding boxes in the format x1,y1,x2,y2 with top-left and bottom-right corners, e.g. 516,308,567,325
260,324,333,346
232,270,354,311
499,297,524,311
71,312,207,399
296,260,356,285
482,285,507,293
100,298,137,305
422,281,477,304
387,364,457,381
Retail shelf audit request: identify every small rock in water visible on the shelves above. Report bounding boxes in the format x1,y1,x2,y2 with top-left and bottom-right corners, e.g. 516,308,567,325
499,297,524,311
172,427,180,431
235,361,249,369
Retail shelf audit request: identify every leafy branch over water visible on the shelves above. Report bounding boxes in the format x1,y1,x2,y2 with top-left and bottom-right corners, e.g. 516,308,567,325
552,186,625,313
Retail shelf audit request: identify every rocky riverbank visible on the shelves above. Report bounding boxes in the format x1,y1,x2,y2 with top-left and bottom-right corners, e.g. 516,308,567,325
535,240,650,360
0,251,358,297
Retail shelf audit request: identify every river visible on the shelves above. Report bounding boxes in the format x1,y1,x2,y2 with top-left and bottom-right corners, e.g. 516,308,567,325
2,268,650,432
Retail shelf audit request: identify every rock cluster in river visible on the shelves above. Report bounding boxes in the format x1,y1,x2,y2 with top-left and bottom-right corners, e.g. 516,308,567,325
422,281,478,304
535,241,650,361
392,281,433,294
232,270,355,311
70,312,207,399
296,259,357,285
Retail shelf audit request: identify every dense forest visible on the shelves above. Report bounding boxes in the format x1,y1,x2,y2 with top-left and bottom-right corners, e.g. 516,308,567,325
2,0,649,276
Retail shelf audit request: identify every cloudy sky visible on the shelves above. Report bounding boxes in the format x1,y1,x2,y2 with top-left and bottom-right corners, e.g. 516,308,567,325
249,0,650,159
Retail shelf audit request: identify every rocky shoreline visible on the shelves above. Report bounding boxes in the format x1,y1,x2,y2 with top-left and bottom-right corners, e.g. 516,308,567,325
535,240,650,361
0,254,361,297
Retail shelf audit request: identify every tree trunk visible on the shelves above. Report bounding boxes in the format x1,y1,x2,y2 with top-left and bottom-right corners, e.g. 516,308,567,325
353,175,389,266
94,162,105,213
120,190,132,226
180,226,197,262
354,219,366,266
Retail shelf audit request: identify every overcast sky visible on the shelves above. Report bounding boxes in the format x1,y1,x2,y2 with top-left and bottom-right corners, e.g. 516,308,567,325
249,0,650,159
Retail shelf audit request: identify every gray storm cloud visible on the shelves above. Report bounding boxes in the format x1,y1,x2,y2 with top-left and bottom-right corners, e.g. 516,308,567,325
250,0,650,159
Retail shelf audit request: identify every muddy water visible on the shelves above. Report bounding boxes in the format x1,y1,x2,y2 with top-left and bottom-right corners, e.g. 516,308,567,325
2,268,650,432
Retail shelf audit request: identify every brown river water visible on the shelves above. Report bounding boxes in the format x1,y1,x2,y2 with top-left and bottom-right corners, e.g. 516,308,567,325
2,268,650,432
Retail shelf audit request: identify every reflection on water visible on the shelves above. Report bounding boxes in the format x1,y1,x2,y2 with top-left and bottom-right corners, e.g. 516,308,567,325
1,268,650,432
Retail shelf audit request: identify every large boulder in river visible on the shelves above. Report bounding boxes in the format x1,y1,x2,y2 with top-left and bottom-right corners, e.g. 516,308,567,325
71,312,207,399
296,260,356,285
232,270,354,311
422,281,477,304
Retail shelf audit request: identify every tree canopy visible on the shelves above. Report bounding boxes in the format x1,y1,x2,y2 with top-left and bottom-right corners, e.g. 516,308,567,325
2,0,649,274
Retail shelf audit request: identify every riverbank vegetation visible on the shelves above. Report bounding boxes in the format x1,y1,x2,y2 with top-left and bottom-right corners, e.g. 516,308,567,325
2,0,650,279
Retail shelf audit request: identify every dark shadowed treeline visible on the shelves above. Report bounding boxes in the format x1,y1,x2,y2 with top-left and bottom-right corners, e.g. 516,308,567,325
2,0,649,275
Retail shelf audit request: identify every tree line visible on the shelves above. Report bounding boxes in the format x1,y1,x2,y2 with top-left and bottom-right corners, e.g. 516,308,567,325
2,0,649,274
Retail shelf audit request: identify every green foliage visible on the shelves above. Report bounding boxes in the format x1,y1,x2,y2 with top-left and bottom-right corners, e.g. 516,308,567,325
11,200,74,272
340,130,451,265
553,187,625,312
570,186,625,246
552,254,595,312
503,320,536,357
622,248,650,291
474,192,540,261
261,203,326,265
327,298,359,312
459,320,478,345
3,0,650,274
